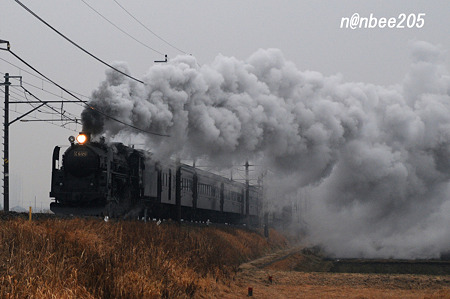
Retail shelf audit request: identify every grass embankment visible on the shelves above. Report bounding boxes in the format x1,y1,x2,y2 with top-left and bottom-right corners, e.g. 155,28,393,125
0,218,286,298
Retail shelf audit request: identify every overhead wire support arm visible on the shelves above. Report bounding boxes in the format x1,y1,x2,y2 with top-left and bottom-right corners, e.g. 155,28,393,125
154,54,168,63
1,71,80,211
14,78,79,124
0,39,10,50
8,102,46,125
3,41,169,137
9,100,86,104
20,119,79,123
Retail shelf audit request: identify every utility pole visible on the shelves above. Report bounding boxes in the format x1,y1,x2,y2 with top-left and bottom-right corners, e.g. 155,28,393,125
1,72,25,212
245,161,249,224
1,74,80,212
2,73,10,211
0,40,82,212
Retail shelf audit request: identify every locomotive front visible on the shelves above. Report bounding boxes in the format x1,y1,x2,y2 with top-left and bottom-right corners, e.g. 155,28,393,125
50,132,108,214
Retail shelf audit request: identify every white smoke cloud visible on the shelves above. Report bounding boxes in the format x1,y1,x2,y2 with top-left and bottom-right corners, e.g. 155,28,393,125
82,41,450,259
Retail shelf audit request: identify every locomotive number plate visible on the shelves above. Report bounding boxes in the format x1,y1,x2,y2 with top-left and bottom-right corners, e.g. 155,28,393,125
74,151,88,157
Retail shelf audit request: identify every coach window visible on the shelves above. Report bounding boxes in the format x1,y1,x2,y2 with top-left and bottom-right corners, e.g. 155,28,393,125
183,179,191,191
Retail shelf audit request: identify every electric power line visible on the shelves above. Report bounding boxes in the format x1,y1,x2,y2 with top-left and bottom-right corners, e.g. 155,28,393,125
0,89,78,131
0,64,91,100
17,85,80,121
112,0,188,55
7,81,81,121
13,0,146,85
18,85,78,124
18,81,88,106
80,0,165,56
1,45,169,137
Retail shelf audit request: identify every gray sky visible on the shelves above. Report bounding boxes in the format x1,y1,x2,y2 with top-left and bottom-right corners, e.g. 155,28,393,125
0,0,449,210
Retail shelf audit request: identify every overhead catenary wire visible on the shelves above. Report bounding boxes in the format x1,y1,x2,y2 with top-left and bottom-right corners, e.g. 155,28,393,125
112,0,188,55
1,45,169,137
18,85,80,121
4,75,81,121
0,57,49,83
13,0,146,85
7,81,77,120
0,62,91,100
0,89,78,131
6,80,85,115
16,85,79,124
80,0,165,56
18,81,88,107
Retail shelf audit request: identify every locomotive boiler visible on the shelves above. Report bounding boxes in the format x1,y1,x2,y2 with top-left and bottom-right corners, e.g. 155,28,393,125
50,132,261,225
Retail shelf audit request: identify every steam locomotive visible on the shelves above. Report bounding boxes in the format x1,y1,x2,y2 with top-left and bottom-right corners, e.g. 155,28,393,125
50,132,261,225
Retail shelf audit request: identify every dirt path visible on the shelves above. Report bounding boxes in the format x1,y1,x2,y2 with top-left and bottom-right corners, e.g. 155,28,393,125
205,246,450,298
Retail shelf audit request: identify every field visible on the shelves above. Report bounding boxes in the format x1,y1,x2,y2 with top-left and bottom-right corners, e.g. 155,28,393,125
213,247,450,298
0,214,448,298
0,215,286,298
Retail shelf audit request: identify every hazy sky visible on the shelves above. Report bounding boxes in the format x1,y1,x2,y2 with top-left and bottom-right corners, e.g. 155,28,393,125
0,0,449,210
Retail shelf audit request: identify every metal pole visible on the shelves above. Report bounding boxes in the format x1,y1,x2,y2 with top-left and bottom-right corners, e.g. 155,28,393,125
3,73,10,212
245,161,249,225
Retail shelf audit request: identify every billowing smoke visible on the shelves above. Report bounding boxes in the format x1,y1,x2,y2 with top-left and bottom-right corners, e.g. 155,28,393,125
82,41,450,259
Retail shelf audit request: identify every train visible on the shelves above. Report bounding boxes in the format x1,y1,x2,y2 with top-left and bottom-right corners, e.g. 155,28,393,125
50,132,261,225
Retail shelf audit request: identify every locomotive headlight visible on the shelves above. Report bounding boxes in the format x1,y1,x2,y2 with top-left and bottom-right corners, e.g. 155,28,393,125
76,134,88,144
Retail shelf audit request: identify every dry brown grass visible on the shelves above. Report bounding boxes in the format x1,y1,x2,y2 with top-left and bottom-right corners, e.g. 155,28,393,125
211,259,450,298
210,247,450,299
0,218,286,298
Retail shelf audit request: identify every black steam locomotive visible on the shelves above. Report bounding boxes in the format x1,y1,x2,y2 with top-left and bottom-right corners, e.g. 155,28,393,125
50,132,261,225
